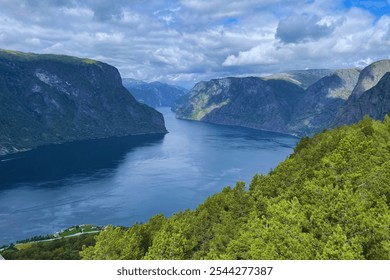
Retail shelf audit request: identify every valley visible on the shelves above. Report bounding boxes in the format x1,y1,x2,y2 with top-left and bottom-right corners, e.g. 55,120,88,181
0,49,389,261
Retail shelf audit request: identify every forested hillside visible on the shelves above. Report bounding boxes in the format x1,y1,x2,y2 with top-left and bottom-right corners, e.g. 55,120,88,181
81,115,390,260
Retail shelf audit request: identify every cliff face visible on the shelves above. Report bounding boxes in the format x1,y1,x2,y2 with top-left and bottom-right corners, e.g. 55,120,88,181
175,77,304,134
349,60,390,98
122,78,187,108
0,50,167,155
175,60,390,136
333,60,390,126
333,72,390,126
288,69,361,135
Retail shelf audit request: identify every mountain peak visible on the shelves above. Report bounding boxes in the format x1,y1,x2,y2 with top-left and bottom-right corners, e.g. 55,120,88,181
351,59,390,98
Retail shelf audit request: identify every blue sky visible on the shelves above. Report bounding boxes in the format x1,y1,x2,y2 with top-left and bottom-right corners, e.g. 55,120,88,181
343,0,390,17
0,0,389,88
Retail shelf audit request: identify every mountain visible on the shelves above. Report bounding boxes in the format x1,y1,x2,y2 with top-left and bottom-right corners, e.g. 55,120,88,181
174,69,335,135
288,68,361,135
175,77,304,134
175,61,390,136
122,78,188,108
333,60,390,126
349,60,390,98
263,69,334,89
0,50,167,155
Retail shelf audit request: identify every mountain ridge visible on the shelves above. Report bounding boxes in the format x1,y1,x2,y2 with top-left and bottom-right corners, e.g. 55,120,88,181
0,50,167,155
122,78,187,108
175,60,390,136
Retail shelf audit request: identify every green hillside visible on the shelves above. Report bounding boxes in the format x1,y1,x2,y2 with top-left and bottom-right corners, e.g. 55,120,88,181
81,115,390,260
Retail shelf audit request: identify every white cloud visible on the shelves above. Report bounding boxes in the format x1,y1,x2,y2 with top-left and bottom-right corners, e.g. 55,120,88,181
0,0,388,88
25,38,41,46
93,32,124,43
62,7,94,18
223,44,279,66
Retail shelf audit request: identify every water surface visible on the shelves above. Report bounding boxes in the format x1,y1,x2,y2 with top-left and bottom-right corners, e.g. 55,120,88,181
0,108,298,245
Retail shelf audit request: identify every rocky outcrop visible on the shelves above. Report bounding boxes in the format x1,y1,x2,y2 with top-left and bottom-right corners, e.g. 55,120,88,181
122,78,187,108
0,50,167,155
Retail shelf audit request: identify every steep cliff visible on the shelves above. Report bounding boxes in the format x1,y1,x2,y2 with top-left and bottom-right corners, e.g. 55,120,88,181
175,60,390,136
333,72,390,125
333,60,390,126
122,78,187,108
175,77,304,134
288,69,361,135
349,60,390,98
0,50,167,155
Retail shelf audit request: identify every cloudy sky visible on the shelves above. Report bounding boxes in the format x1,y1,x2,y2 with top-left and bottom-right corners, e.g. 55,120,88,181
0,0,389,88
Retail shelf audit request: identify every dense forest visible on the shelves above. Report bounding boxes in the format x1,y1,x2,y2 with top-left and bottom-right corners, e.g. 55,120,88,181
79,115,390,260
2,234,97,260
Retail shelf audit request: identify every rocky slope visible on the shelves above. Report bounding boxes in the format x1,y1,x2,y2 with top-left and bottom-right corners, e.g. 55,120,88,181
333,60,390,126
122,78,187,108
263,69,334,89
288,69,361,135
175,60,390,136
0,50,167,155
175,77,304,134
333,72,390,126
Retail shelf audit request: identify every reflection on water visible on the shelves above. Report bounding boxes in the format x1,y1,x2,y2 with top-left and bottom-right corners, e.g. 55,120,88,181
0,107,298,245
0,134,165,186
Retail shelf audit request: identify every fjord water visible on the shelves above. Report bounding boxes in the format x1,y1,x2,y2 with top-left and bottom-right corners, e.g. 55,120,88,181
0,108,298,245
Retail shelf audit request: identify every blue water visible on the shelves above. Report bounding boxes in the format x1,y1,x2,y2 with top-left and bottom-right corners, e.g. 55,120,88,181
0,108,299,245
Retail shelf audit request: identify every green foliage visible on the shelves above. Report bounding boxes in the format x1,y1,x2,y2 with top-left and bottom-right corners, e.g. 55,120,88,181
2,234,97,260
80,215,166,260
81,117,390,260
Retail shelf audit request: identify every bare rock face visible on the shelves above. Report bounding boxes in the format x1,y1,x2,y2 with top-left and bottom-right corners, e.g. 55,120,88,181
350,60,390,98
175,60,390,137
0,50,167,155
288,69,361,136
175,77,304,134
333,60,390,126
333,72,390,126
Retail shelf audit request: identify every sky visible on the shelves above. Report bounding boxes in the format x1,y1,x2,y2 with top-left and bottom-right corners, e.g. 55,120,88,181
0,0,389,88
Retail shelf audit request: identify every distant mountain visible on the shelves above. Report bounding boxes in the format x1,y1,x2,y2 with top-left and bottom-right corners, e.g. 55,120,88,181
175,77,304,134
288,69,361,135
122,78,188,108
263,69,334,89
0,50,167,155
333,60,390,126
175,61,390,136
